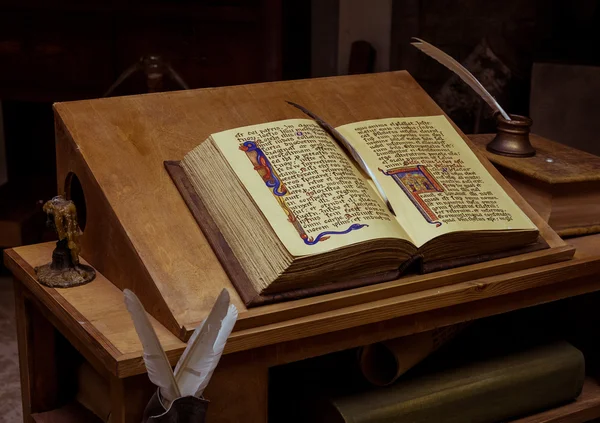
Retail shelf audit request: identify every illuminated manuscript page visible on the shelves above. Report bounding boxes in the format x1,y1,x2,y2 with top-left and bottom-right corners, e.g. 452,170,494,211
337,116,536,248
211,119,409,257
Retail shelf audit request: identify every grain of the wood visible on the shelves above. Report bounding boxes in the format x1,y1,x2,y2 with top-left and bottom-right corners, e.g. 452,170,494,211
4,237,600,377
4,245,186,378
53,71,565,337
224,256,600,353
202,350,269,423
550,200,600,237
7,237,600,423
505,177,553,222
55,123,182,337
512,377,600,423
265,273,600,367
471,134,600,184
570,236,600,259
232,245,573,332
9,243,184,352
22,286,116,380
503,166,600,237
110,374,156,423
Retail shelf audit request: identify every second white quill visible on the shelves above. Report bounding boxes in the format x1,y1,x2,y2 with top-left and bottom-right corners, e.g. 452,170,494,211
174,288,238,397
411,37,511,121
124,289,181,403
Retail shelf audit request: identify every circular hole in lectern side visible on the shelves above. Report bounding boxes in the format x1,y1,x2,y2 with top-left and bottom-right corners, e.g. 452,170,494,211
64,172,87,231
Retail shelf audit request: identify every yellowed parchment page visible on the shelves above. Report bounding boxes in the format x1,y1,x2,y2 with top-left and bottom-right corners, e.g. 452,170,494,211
336,116,537,248
211,119,409,257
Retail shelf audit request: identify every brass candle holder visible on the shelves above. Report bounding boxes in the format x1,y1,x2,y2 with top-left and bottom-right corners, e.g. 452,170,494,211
487,113,536,157
35,195,96,288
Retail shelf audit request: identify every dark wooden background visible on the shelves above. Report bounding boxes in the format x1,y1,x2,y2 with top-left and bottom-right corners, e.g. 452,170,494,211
0,0,312,253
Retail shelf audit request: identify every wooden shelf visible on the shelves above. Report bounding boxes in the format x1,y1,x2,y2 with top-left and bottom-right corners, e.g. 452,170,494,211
31,402,103,423
513,377,600,423
10,70,600,423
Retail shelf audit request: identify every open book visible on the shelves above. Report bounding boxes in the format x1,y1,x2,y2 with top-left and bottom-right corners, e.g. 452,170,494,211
177,115,539,300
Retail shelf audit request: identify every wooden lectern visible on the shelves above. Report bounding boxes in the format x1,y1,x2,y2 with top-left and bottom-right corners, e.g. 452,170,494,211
5,72,600,423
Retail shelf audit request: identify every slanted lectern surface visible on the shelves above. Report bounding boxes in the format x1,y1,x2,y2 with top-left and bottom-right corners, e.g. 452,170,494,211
53,72,570,339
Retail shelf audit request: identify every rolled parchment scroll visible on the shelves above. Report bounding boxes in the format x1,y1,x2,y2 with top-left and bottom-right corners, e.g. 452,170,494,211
358,323,467,386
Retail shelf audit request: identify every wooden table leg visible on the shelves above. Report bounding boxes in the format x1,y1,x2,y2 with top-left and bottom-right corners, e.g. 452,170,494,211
110,374,155,423
108,349,270,423
203,349,270,423
14,282,60,422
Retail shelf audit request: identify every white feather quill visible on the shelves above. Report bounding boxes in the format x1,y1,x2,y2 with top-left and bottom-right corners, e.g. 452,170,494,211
174,288,238,397
193,304,238,397
173,289,228,378
123,289,181,403
411,37,511,121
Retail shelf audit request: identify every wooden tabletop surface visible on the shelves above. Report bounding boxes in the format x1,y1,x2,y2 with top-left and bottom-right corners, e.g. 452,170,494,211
5,233,600,378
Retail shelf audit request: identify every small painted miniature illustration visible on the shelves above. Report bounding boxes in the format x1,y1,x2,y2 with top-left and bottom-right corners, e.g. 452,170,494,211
380,165,444,227
240,140,367,245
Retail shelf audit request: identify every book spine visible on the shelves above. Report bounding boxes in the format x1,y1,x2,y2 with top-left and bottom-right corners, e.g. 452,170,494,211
324,341,585,423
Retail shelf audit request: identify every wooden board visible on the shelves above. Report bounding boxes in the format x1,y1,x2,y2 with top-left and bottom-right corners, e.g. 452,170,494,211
53,71,570,338
3,244,186,378
471,133,600,185
8,240,600,423
5,235,600,378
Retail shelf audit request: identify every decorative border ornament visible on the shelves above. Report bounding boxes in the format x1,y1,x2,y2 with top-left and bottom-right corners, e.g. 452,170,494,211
380,165,444,227
240,140,367,245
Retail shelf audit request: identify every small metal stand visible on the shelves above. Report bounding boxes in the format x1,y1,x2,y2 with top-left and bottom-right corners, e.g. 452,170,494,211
35,196,95,288
104,55,190,97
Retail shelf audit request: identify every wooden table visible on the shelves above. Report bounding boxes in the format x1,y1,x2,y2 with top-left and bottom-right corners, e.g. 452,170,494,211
5,233,600,423
6,72,600,422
